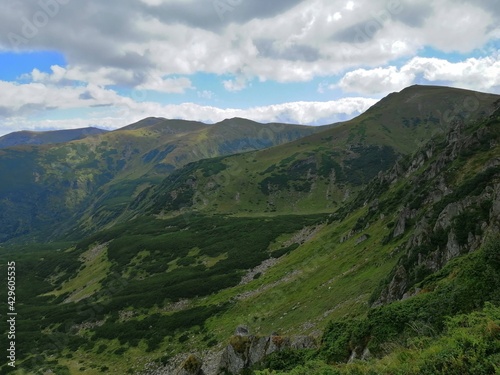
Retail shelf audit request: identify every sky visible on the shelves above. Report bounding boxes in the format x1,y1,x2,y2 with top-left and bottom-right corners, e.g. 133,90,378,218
0,0,499,136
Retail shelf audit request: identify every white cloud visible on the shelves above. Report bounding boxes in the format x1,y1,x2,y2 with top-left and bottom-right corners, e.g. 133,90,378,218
223,76,249,92
0,78,377,135
406,55,500,89
197,90,215,99
337,66,415,94
0,80,135,119
335,54,500,95
136,76,193,93
1,0,497,88
419,2,495,53
345,1,355,11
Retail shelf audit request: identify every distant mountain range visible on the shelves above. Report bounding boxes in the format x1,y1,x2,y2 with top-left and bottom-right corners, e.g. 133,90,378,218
0,117,330,242
0,127,107,148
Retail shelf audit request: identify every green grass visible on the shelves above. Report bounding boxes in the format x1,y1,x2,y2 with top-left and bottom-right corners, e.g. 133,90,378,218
253,238,500,375
44,244,112,302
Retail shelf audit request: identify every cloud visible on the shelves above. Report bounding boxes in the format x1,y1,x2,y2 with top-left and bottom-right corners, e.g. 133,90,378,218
0,80,128,116
223,76,249,92
136,76,193,93
0,0,497,88
393,2,433,28
0,77,377,135
197,90,215,99
337,66,415,94
254,38,321,62
336,55,500,95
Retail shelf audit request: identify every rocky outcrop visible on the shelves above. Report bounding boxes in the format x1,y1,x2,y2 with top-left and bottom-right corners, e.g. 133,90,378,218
373,106,500,306
176,355,205,375
173,326,316,375
373,264,408,306
393,206,416,237
215,326,316,374
348,347,372,363
444,229,461,263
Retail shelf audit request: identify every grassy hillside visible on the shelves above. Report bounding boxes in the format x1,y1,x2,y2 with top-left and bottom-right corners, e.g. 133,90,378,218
131,85,500,217
255,238,500,375
0,117,324,243
0,85,499,374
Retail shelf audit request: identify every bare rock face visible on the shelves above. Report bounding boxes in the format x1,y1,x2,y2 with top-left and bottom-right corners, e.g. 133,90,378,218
176,355,204,375
373,264,408,306
216,327,317,374
444,229,461,263
393,207,416,238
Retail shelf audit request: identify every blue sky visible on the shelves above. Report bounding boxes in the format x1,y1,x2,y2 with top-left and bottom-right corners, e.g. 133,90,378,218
0,0,499,136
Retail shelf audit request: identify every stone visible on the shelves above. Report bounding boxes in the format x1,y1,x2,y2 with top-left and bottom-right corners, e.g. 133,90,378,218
355,234,369,245
444,230,461,263
216,331,317,374
234,325,250,336
176,354,204,375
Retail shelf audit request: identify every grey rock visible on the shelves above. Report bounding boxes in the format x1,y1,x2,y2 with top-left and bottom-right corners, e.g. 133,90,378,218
217,333,316,374
234,325,250,337
176,355,205,375
355,234,369,245
444,230,461,263
394,207,415,237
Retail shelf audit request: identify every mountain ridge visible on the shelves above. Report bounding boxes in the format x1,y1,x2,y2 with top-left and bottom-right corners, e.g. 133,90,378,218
0,126,108,149
128,85,500,219
0,116,330,243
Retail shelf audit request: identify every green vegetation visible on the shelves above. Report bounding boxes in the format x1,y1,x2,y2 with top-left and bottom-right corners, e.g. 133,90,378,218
1,86,500,374
253,238,500,375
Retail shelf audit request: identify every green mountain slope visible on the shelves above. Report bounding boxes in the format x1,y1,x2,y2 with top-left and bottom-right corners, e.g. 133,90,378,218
0,85,500,374
0,127,107,148
131,85,500,217
0,118,324,243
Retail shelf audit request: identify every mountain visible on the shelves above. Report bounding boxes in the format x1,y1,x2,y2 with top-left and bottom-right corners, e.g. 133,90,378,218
130,85,500,217
0,117,328,243
1,85,500,374
0,127,107,148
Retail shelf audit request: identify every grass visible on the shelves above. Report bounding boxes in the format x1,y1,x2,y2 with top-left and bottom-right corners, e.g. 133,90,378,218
252,238,500,375
202,206,406,341
45,244,111,301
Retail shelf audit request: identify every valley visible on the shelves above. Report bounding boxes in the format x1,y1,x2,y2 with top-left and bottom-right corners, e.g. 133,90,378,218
0,85,500,374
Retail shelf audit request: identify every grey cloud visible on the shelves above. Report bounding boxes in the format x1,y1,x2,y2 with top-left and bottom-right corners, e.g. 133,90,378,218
227,0,306,24
0,0,305,76
0,0,152,73
90,103,113,108
464,0,500,17
394,2,433,28
254,39,320,62
148,0,306,31
0,107,14,118
332,21,381,44
18,103,55,115
79,92,94,100
108,70,155,88
332,1,433,43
